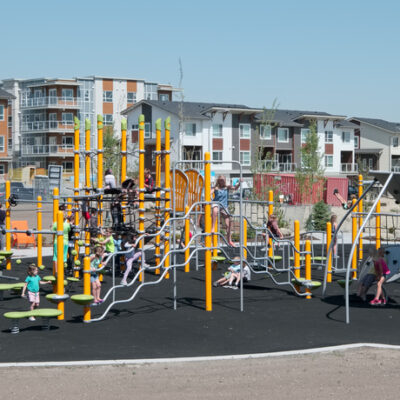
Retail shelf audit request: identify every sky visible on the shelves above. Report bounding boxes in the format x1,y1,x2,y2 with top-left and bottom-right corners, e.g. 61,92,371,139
1,0,400,121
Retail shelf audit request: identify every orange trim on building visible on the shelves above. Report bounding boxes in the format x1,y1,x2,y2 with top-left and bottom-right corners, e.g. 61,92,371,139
213,138,223,151
102,79,113,91
240,139,250,151
325,143,333,154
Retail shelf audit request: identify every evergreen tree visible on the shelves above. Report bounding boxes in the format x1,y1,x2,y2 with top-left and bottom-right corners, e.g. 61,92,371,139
306,200,331,231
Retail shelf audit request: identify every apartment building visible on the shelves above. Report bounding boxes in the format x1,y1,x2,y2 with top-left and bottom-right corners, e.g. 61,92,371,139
349,117,400,171
121,100,262,179
0,76,175,174
0,88,16,178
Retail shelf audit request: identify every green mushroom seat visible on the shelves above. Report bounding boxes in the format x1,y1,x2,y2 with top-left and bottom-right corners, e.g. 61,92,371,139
45,293,70,304
70,294,94,305
337,279,353,289
268,255,282,261
212,256,226,262
291,278,322,290
43,276,68,286
0,250,13,257
4,308,62,333
67,277,80,282
0,282,25,300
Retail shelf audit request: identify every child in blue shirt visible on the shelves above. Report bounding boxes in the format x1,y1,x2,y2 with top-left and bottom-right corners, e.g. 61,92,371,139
21,264,52,321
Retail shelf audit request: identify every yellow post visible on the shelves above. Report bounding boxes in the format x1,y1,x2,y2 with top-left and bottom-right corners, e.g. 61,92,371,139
73,117,80,278
52,187,59,276
184,205,190,273
352,199,358,280
56,211,65,320
326,222,332,283
164,117,171,279
155,118,162,275
37,196,42,269
5,181,11,270
121,118,127,222
376,200,381,250
358,174,363,261
305,239,311,299
243,218,247,259
83,256,91,322
97,115,103,226
268,190,274,258
204,152,212,311
294,220,300,281
85,119,91,258
138,115,146,281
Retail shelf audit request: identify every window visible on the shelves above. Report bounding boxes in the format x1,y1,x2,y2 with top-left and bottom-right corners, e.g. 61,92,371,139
103,91,113,102
0,165,4,174
62,161,73,172
240,151,251,165
260,125,271,140
212,124,222,137
159,93,169,101
239,123,251,138
84,90,90,102
354,136,359,148
8,138,12,149
61,113,73,124
0,105,3,121
362,158,367,168
0,136,4,152
185,123,196,136
277,128,289,143
325,155,333,167
212,151,223,161
61,89,73,100
49,89,57,104
301,128,310,144
145,123,151,138
342,131,351,143
8,116,12,128
62,137,73,146
325,131,333,143
369,158,373,169
127,92,136,104
104,114,113,126
393,136,399,147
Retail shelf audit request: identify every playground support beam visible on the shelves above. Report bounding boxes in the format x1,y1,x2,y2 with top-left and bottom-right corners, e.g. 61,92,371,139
85,119,91,258
243,218,247,259
155,118,162,275
52,187,59,276
138,115,145,282
268,190,274,258
73,117,80,278
352,198,358,279
5,181,11,270
294,220,300,290
97,115,103,226
37,196,42,268
83,256,91,322
121,118,127,223
358,174,363,265
326,222,332,283
164,117,171,279
185,205,190,272
376,200,381,249
56,211,65,320
305,240,311,299
204,152,212,311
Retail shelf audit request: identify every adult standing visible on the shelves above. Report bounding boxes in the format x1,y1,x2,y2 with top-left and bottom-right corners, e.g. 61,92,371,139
0,202,5,250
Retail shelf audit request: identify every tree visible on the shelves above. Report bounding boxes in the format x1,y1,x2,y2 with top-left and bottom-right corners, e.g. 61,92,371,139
295,120,325,203
103,125,121,183
306,200,331,231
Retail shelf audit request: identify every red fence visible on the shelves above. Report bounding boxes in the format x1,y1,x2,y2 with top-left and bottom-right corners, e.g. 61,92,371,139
253,173,348,205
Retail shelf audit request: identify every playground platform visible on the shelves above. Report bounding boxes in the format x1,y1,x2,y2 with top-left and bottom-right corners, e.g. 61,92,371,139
1,246,400,364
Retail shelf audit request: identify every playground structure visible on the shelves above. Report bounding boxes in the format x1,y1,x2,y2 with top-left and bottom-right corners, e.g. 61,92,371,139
2,115,400,330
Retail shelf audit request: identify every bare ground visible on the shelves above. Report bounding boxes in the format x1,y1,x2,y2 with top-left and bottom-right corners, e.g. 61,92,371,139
1,347,399,400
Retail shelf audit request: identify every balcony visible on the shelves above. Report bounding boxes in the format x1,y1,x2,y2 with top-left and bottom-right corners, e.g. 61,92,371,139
257,160,297,172
21,144,74,157
391,166,400,172
340,163,358,173
20,96,81,109
21,121,74,133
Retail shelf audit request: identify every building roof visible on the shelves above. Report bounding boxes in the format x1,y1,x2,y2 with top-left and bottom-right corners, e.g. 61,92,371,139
122,100,254,119
350,117,400,134
335,120,359,129
0,88,15,99
355,148,383,154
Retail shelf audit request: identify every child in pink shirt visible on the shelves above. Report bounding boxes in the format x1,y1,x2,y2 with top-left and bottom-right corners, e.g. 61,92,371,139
370,248,390,306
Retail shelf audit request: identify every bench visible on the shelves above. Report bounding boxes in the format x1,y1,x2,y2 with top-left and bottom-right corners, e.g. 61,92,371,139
3,308,62,333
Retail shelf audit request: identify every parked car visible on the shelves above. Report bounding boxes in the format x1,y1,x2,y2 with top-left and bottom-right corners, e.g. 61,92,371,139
229,188,253,200
0,182,34,202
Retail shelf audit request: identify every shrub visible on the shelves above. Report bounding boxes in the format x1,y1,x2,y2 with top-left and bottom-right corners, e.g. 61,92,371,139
306,201,331,231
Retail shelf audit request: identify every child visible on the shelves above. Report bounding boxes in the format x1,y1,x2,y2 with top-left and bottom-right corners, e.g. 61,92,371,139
21,264,52,321
262,214,283,251
331,214,338,257
213,257,251,289
120,234,149,286
369,247,390,306
90,246,104,305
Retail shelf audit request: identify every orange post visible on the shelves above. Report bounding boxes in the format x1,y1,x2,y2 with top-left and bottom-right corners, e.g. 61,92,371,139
376,200,381,250
97,115,103,226
155,118,162,274
37,196,42,268
56,211,65,320
204,152,212,311
73,117,80,278
85,119,91,258
5,181,11,270
184,205,190,272
52,187,59,276
352,199,358,280
268,190,274,258
83,256,91,322
138,115,145,282
164,117,171,279
121,118,127,222
243,218,247,259
305,239,311,299
326,222,332,283
294,220,300,290
358,174,363,262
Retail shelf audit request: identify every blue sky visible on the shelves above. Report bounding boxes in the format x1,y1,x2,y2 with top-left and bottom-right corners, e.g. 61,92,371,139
2,0,400,120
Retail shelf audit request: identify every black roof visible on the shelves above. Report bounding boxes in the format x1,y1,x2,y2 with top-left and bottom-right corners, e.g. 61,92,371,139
350,117,400,133
0,88,15,100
